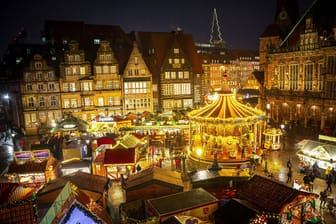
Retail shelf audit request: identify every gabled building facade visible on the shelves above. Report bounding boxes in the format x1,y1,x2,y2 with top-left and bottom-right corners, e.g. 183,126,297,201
94,40,122,117
134,31,203,111
59,40,94,121
21,54,62,134
123,42,153,114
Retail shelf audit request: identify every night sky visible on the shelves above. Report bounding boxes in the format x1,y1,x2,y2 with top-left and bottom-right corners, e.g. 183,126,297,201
0,0,313,59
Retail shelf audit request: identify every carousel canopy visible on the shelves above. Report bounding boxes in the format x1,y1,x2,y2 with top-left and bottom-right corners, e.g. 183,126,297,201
188,90,264,124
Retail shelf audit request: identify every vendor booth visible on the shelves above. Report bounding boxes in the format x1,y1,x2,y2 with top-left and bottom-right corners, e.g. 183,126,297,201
146,188,218,222
7,149,60,184
296,140,336,178
93,134,145,180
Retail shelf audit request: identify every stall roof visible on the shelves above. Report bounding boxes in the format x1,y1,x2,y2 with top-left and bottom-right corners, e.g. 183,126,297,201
40,181,112,224
296,140,336,161
235,175,317,213
7,160,48,174
104,147,136,165
38,171,108,196
147,188,218,217
125,166,184,190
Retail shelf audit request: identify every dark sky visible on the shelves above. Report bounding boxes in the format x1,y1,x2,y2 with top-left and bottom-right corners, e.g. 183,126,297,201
0,0,313,58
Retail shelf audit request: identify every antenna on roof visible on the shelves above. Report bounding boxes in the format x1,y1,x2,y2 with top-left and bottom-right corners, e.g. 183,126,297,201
209,8,224,46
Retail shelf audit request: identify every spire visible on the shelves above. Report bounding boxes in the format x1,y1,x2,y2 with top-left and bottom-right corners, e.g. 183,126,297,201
209,8,225,46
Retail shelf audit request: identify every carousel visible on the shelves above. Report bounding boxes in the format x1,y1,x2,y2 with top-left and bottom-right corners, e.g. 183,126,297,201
188,84,265,169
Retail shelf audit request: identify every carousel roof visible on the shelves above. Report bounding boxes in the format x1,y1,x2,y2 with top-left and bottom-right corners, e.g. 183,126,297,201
188,90,264,124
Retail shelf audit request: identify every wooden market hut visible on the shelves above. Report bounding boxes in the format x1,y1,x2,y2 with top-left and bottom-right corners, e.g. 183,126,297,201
0,183,40,224
39,181,112,224
218,175,321,224
37,171,110,214
123,166,184,202
92,134,146,180
188,87,265,167
146,188,219,222
6,151,60,184
296,139,336,178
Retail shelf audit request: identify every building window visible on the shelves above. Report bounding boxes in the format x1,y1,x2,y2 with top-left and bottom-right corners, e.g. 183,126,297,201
289,64,298,90
39,96,45,107
165,72,170,79
69,83,76,92
103,65,109,74
82,82,92,91
98,97,104,106
171,71,176,79
38,83,44,91
63,83,69,92
107,96,113,106
111,65,117,73
36,72,43,80
71,99,78,108
97,81,103,90
28,97,34,107
279,65,285,89
178,71,183,79
113,80,120,89
35,62,42,70
47,72,53,80
26,84,33,91
134,57,138,65
173,48,179,54
96,66,102,74
304,63,313,91
80,67,85,75
65,67,71,75
107,81,113,89
49,83,55,90
50,96,57,106
64,99,70,108
184,71,189,79
94,38,101,45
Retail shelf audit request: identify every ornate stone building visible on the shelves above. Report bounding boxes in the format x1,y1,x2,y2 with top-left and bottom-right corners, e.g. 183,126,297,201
259,0,336,130
21,54,62,134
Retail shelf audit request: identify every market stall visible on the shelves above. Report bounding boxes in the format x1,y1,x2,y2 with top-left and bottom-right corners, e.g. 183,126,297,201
146,188,218,222
296,140,336,178
6,149,60,184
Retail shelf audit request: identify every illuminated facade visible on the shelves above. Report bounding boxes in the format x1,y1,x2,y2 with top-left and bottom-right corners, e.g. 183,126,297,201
259,0,336,130
21,54,62,134
94,40,122,117
197,43,260,104
59,40,93,121
123,42,153,114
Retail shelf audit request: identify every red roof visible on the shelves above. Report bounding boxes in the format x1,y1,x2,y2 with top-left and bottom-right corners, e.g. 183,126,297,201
103,148,135,165
97,136,115,146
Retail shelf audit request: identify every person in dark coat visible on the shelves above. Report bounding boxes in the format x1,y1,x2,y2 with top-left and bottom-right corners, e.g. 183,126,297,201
326,174,333,192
